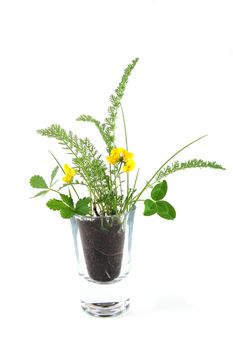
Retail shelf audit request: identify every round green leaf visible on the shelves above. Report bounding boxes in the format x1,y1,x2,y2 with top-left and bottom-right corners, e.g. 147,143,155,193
30,175,48,189
151,180,167,201
155,200,176,220
143,199,157,216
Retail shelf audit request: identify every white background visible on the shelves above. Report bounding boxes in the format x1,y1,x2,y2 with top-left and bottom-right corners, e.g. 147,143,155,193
0,0,233,349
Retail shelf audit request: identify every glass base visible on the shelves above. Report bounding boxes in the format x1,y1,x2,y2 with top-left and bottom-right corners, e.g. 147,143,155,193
81,298,130,317
78,273,131,317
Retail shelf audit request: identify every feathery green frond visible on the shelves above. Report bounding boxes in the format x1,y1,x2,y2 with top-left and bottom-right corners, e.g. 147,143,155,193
76,114,108,145
103,58,139,152
76,59,139,153
154,159,225,183
114,58,140,100
37,124,79,156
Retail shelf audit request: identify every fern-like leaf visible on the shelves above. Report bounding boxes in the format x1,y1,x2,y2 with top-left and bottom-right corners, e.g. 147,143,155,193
154,159,225,184
37,124,79,156
76,58,139,153
76,115,108,144
103,58,139,152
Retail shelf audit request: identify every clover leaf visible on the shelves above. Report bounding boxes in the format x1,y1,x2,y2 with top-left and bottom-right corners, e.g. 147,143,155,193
143,180,176,220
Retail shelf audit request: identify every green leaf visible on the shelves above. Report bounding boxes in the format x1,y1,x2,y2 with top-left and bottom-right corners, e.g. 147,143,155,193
151,180,167,201
60,193,74,208
155,201,176,220
50,166,59,186
75,197,91,215
47,199,75,218
46,199,66,211
31,190,49,198
30,175,48,189
143,199,157,216
60,207,75,219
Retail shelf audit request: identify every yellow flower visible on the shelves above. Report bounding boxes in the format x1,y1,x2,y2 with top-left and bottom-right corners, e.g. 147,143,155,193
106,148,136,172
122,149,134,163
106,148,123,165
122,159,136,172
62,164,76,183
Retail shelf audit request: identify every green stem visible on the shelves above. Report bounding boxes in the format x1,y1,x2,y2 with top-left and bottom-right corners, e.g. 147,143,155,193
113,163,122,213
132,134,208,205
124,168,140,212
132,168,140,196
120,103,128,150
49,188,62,195
107,164,113,214
109,164,113,193
119,173,123,206
120,103,129,209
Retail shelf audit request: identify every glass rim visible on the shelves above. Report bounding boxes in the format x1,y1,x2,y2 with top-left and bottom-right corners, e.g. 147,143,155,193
72,206,136,220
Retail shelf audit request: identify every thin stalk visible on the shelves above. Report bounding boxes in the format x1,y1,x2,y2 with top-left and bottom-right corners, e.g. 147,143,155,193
113,165,118,213
132,134,208,205
109,164,113,196
120,103,129,150
113,163,122,213
120,103,129,209
122,189,134,213
119,173,123,204
126,174,129,211
132,168,140,195
49,188,62,195
124,168,140,212
105,164,113,214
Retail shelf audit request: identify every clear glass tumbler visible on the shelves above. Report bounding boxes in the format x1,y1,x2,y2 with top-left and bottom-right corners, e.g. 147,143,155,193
70,207,135,317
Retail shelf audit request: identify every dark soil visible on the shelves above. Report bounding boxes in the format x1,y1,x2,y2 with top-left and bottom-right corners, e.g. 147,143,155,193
78,218,125,282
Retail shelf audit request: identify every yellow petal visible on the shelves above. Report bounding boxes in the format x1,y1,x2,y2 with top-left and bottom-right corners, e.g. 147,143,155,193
63,164,76,177
110,148,122,162
62,174,73,183
122,159,136,172
106,155,118,165
106,148,123,165
122,149,134,162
